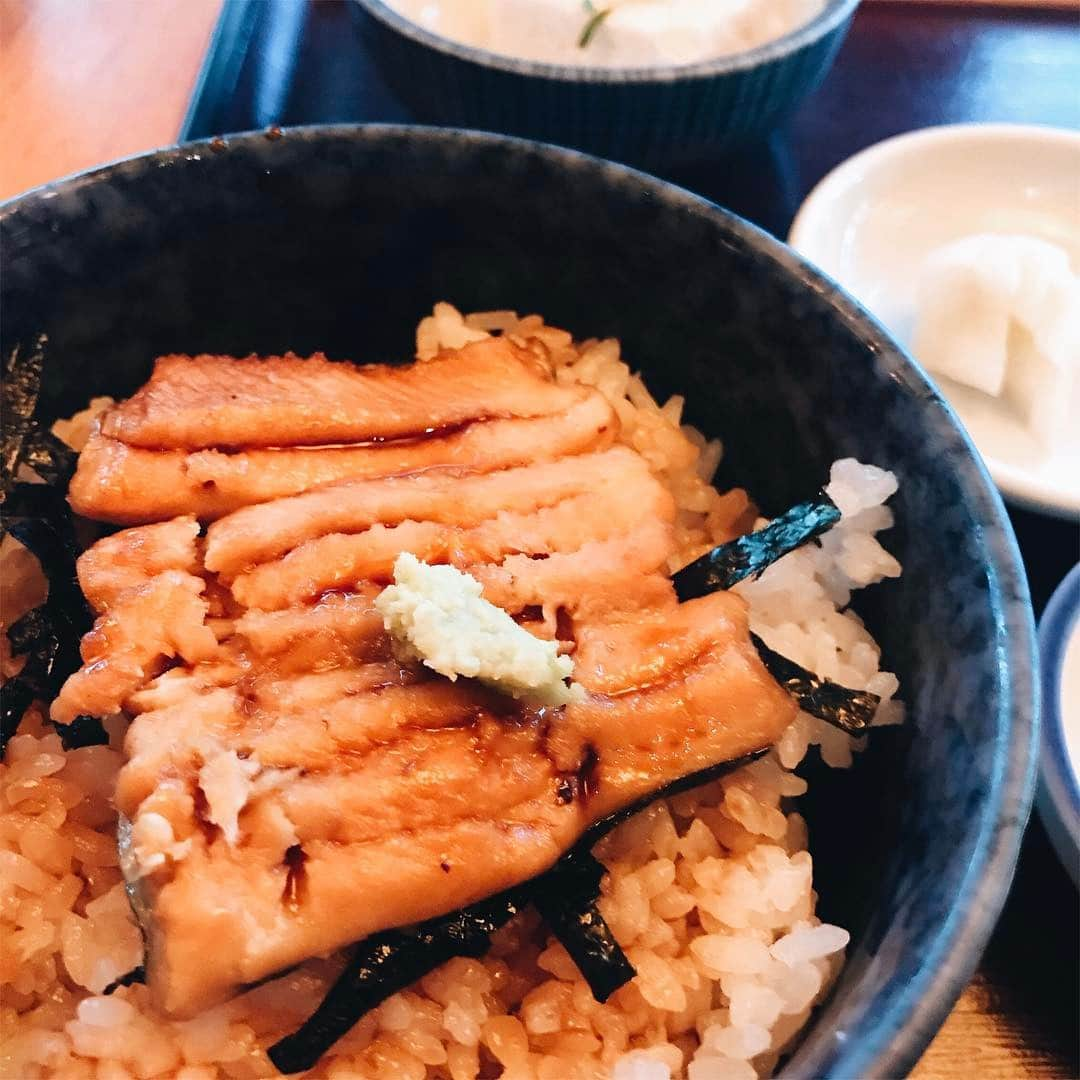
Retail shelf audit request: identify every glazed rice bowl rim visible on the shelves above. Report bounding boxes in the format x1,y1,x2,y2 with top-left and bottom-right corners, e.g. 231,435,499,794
0,124,1038,1078
350,0,861,83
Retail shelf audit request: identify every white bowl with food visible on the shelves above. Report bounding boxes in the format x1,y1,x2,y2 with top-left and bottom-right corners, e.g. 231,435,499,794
789,123,1080,519
1037,564,1080,886
350,0,861,164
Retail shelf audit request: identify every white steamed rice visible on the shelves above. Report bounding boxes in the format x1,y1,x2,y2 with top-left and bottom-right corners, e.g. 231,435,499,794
0,305,902,1079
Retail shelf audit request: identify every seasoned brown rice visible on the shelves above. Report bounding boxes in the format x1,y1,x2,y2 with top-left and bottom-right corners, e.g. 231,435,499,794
0,306,901,1079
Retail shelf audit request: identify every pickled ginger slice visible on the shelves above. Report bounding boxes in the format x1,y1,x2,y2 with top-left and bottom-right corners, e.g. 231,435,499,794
913,233,1079,445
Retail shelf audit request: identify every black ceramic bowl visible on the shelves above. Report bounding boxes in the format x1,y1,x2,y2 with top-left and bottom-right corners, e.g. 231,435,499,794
351,0,859,165
1,126,1037,1078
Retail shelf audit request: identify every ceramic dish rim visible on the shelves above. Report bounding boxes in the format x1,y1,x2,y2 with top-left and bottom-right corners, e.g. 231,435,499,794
349,0,860,84
0,122,1039,1079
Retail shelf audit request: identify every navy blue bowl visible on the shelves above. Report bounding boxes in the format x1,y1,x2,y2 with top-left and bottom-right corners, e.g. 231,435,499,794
350,0,859,165
1,125,1037,1077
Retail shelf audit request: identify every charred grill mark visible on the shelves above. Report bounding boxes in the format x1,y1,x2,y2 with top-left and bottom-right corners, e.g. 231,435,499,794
553,742,600,806
467,686,559,737
579,742,600,802
283,844,309,913
554,607,575,648
478,685,526,719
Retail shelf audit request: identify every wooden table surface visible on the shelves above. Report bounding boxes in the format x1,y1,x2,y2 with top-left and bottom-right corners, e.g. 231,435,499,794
0,0,222,201
1,2,1077,1077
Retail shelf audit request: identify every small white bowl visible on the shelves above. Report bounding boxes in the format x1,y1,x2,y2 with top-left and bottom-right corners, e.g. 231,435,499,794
789,123,1080,520
1037,564,1080,886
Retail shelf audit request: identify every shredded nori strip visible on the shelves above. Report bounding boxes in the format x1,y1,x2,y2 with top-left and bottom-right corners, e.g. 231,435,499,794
6,607,51,656
5,632,62,698
102,966,146,995
269,856,634,1075
22,428,79,487
1,622,82,755
2,600,105,754
1,663,47,752
532,851,635,1003
1,611,100,755
0,340,96,749
6,513,91,629
268,892,527,1074
267,750,767,1073
1,340,44,503
579,748,769,849
3,481,68,522
0,637,101,755
7,509,78,577
0,336,96,756
750,633,879,734
58,714,110,750
1,488,101,755
672,497,841,601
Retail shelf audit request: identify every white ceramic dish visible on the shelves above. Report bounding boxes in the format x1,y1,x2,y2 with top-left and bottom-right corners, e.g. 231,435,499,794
788,124,1080,520
1036,564,1080,886
379,0,826,68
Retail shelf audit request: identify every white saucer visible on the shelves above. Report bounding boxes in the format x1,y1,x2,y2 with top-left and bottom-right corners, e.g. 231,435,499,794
1037,565,1080,887
789,124,1080,520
